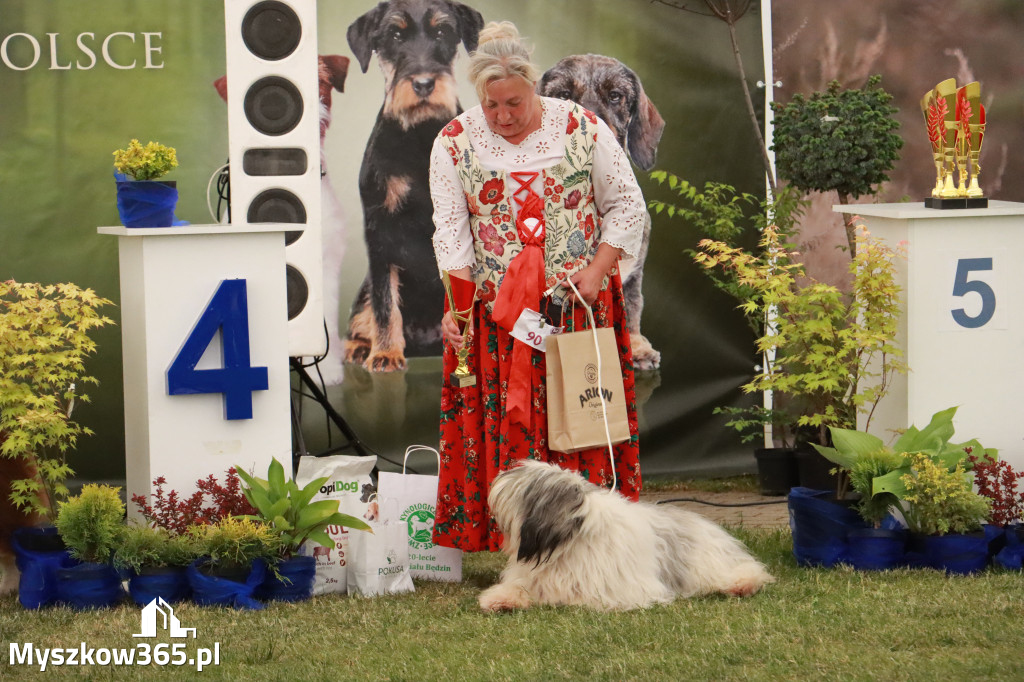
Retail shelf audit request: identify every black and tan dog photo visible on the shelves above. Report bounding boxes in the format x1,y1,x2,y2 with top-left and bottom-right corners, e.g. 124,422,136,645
343,0,484,372
539,54,666,371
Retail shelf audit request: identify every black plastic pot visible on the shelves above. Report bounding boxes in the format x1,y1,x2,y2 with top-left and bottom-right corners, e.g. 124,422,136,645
754,447,800,496
795,447,840,492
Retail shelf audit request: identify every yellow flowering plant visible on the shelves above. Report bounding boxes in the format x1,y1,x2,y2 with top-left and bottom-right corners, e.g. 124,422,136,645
113,139,178,181
900,452,990,536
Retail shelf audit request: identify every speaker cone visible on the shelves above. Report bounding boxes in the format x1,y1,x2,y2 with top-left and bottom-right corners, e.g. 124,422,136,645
248,188,306,244
241,1,301,61
248,188,306,223
244,76,303,136
285,264,309,320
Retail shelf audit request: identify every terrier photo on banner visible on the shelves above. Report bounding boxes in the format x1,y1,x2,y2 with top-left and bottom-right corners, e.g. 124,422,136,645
342,0,485,372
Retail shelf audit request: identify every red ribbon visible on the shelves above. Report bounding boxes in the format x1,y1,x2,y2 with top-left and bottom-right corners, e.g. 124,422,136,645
491,176,545,427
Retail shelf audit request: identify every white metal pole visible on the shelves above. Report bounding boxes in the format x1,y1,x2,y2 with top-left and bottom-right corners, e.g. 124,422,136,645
759,0,778,449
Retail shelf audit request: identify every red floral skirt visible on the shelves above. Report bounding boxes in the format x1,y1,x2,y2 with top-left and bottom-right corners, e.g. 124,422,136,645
432,273,641,552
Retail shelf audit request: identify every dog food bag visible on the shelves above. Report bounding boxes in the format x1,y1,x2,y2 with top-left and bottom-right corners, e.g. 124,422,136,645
295,454,377,595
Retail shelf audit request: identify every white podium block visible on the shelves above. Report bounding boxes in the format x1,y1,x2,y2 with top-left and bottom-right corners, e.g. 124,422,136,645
837,201,1024,471
98,224,292,513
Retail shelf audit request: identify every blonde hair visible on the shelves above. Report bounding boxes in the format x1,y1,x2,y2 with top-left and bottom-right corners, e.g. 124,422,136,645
468,21,541,101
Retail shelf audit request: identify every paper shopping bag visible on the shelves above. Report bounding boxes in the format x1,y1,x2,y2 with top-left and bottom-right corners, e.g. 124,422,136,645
546,325,630,453
377,446,462,582
347,497,415,597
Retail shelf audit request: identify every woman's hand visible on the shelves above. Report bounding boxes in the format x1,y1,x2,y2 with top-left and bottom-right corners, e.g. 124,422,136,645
569,243,623,306
442,309,469,347
569,264,605,307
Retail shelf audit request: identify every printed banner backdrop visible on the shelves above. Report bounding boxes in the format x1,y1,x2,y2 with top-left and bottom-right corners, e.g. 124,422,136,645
0,0,770,487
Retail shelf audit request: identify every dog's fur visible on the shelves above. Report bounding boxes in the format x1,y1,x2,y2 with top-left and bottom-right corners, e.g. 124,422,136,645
538,55,666,371
343,0,483,372
479,460,774,612
0,457,49,595
214,54,351,385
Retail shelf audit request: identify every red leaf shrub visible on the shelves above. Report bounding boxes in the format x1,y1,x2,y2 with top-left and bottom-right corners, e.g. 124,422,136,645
130,468,257,535
969,454,1024,527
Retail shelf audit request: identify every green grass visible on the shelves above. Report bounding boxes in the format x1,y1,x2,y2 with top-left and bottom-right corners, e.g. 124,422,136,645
3,529,1023,681
642,474,760,494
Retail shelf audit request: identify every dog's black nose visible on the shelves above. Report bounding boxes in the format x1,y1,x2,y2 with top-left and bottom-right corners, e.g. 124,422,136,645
412,77,435,98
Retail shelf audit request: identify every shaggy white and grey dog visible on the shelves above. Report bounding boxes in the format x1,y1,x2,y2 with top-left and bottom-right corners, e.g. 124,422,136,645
479,460,775,612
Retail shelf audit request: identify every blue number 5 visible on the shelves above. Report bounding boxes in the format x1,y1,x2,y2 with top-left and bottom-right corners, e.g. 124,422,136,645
167,279,269,420
951,257,996,329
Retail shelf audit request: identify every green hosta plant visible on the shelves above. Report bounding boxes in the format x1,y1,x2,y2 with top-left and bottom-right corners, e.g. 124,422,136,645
55,484,125,564
114,524,199,574
1,280,114,523
235,458,371,559
814,406,997,527
113,139,178,181
694,222,907,447
900,452,990,536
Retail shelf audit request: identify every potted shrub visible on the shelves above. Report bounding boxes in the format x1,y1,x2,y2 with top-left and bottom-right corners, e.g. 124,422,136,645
1,281,114,607
965,453,1024,570
900,452,991,575
771,75,903,253
187,516,282,610
114,524,198,605
816,406,996,573
694,221,907,493
53,484,126,608
649,179,808,494
840,449,907,571
112,138,181,227
235,457,372,602
130,468,257,535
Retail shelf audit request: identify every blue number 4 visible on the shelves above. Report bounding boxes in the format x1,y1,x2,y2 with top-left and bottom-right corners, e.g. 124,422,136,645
167,279,269,420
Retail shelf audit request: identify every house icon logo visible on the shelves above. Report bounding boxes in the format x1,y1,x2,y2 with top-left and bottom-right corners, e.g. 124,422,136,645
133,597,197,639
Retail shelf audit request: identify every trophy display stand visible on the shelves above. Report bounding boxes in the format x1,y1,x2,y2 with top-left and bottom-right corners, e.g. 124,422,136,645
98,223,293,514
836,201,1024,472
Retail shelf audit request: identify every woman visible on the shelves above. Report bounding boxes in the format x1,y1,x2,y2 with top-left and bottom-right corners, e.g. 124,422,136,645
429,22,646,552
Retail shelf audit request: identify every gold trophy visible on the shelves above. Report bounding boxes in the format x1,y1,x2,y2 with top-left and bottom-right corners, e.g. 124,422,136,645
921,81,951,199
963,83,986,198
441,271,477,388
937,78,959,199
923,78,987,208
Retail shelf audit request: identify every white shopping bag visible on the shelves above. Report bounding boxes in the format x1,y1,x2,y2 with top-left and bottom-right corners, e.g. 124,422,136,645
347,497,415,597
377,445,463,582
295,454,377,594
